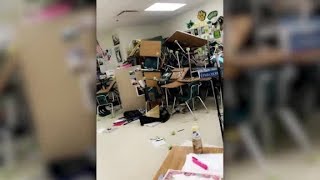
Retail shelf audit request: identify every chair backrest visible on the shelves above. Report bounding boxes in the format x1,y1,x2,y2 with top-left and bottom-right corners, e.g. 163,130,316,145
144,57,159,69
180,82,201,101
190,83,201,99
96,95,108,105
144,87,161,102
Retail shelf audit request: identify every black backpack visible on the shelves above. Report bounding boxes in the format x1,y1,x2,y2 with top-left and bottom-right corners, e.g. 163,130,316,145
140,107,170,126
123,110,143,122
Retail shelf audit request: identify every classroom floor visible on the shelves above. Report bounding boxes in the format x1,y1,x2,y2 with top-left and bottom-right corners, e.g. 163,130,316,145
226,146,320,180
96,97,223,180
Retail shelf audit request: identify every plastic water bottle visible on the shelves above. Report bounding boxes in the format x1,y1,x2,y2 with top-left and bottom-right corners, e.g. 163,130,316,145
192,125,203,154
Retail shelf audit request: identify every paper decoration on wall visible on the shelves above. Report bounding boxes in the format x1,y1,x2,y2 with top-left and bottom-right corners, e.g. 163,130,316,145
187,20,195,29
112,34,120,46
207,11,218,20
105,49,112,60
217,16,224,30
214,30,221,39
193,28,199,36
197,10,207,21
114,46,122,62
97,40,111,61
200,26,205,35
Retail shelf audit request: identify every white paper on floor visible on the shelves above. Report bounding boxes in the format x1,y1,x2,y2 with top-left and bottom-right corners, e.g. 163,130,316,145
145,122,161,127
97,127,117,134
182,153,223,178
150,137,166,148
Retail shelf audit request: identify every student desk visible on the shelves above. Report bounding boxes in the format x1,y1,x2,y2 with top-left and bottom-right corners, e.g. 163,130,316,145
96,80,116,95
153,146,223,180
161,81,185,107
171,67,189,80
178,77,201,83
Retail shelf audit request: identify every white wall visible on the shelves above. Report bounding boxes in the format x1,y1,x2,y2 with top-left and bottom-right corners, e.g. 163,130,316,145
97,30,119,70
160,0,223,37
97,24,162,71
97,0,223,71
117,24,162,60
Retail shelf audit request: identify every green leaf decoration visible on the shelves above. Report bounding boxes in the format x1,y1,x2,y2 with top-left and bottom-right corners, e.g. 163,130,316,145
214,30,221,39
187,20,195,29
207,11,218,20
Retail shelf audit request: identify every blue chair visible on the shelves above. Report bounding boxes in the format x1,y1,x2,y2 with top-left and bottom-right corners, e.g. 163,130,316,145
96,95,114,117
173,82,208,120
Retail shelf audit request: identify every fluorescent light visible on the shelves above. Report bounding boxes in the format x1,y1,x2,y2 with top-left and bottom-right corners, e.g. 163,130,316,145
145,3,186,11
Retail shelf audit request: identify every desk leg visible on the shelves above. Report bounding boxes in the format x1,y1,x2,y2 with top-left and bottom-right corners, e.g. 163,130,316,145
210,80,216,106
212,81,224,137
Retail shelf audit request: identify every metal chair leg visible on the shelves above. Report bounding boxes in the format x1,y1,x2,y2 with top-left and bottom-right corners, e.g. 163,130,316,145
185,100,197,120
165,88,169,107
96,105,100,115
196,96,209,113
145,101,149,112
172,97,176,114
109,103,114,118
192,98,195,110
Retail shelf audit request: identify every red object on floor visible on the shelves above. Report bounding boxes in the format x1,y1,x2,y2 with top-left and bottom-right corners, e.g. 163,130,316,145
113,121,127,127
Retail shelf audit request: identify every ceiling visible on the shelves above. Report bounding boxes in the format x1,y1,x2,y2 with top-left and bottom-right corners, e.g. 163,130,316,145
97,0,208,32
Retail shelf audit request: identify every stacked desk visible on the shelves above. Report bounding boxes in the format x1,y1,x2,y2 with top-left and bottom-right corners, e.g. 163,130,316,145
96,80,116,95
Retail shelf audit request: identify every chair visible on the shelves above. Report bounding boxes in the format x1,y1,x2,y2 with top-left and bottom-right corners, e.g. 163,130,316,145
144,86,162,111
96,95,114,117
143,57,159,70
173,82,208,120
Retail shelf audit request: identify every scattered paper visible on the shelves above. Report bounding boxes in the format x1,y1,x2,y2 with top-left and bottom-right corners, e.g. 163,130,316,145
113,117,126,123
150,137,166,147
97,128,105,134
151,139,166,147
145,122,161,127
97,127,117,134
182,153,223,178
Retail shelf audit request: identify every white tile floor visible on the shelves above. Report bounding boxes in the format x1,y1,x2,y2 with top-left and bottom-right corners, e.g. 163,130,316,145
96,97,223,180
226,147,320,180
